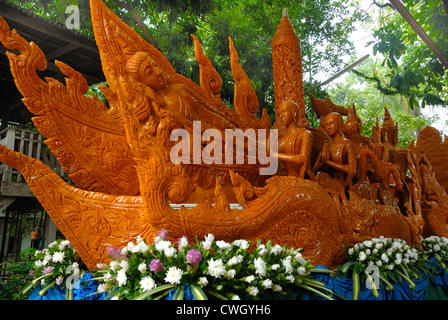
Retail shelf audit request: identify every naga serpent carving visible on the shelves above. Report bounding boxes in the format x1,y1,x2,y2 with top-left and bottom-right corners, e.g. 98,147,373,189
0,0,446,270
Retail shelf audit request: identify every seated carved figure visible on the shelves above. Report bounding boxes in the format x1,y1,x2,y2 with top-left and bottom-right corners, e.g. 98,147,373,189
272,101,312,178
313,112,357,187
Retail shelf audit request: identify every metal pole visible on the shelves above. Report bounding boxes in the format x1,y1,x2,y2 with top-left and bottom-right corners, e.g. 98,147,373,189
306,54,370,94
389,0,448,69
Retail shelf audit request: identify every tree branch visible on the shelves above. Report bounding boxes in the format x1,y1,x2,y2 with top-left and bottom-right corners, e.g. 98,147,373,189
371,1,394,9
110,0,159,48
443,0,448,16
350,69,399,96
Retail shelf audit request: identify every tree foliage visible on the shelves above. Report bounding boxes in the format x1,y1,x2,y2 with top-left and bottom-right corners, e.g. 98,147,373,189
329,57,437,147
361,0,448,109
7,0,363,122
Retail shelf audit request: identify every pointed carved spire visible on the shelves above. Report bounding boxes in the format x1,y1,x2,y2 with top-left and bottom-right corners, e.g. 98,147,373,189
272,10,306,134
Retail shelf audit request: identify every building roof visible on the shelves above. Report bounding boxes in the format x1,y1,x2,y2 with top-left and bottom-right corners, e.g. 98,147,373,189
0,0,105,125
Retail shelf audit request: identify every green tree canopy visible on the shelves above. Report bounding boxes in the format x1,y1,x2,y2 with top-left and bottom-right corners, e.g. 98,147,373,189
7,0,364,122
359,0,447,110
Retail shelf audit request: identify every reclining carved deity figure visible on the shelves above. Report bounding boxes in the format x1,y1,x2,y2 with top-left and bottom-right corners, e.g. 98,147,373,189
0,0,447,269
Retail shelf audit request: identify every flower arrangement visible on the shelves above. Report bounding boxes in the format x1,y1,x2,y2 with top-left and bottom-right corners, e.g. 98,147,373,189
16,239,88,300
337,236,427,300
90,231,334,300
421,236,448,273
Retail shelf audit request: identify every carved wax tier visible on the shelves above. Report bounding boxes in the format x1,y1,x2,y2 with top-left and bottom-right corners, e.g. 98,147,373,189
1,0,447,270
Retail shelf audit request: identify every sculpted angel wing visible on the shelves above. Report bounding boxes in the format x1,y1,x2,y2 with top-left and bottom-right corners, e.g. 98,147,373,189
0,15,140,196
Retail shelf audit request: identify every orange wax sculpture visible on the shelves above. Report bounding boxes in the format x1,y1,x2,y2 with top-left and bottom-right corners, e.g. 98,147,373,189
0,1,447,270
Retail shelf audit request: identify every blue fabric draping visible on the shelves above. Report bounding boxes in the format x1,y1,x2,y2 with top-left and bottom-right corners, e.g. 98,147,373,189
28,272,106,300
28,285,66,300
305,265,432,300
28,266,448,300
73,272,108,300
166,284,195,300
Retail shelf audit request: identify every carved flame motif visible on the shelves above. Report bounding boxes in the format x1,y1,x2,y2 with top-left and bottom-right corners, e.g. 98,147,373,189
0,0,447,270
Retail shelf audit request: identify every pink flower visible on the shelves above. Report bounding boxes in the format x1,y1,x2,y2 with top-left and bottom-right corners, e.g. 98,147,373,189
157,229,168,240
186,249,202,265
149,259,164,273
107,246,126,260
42,266,54,275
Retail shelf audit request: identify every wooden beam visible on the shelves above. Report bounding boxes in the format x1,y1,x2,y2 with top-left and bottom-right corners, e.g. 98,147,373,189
389,0,448,69
0,2,99,54
45,43,80,61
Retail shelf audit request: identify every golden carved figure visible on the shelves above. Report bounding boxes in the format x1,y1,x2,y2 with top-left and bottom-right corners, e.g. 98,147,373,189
273,100,312,178
313,112,357,187
0,0,446,271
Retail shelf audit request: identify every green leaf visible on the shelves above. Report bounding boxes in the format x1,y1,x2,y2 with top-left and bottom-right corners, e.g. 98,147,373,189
132,284,177,300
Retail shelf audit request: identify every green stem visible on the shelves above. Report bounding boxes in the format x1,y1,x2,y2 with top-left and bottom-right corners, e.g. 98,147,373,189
38,281,56,296
297,283,334,300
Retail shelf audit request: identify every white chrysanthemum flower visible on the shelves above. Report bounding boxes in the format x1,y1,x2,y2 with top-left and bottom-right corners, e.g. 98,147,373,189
262,279,273,289
295,253,306,264
286,275,295,283
297,266,307,276
282,256,293,274
178,236,189,250
140,276,156,292
132,241,149,253
204,234,214,243
348,248,354,255
58,240,70,251
233,239,250,250
165,266,183,285
110,261,119,271
216,240,232,251
228,255,244,266
202,241,212,250
120,259,129,272
271,244,283,255
207,258,226,278
247,286,259,296
164,246,176,258
272,284,282,292
271,264,280,271
34,260,43,268
198,277,209,288
245,275,255,283
117,269,127,287
254,257,267,277
358,252,366,261
257,244,268,256
232,295,241,300
138,263,147,273
97,284,108,293
155,240,171,252
52,251,65,263
122,242,135,254
225,269,236,279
